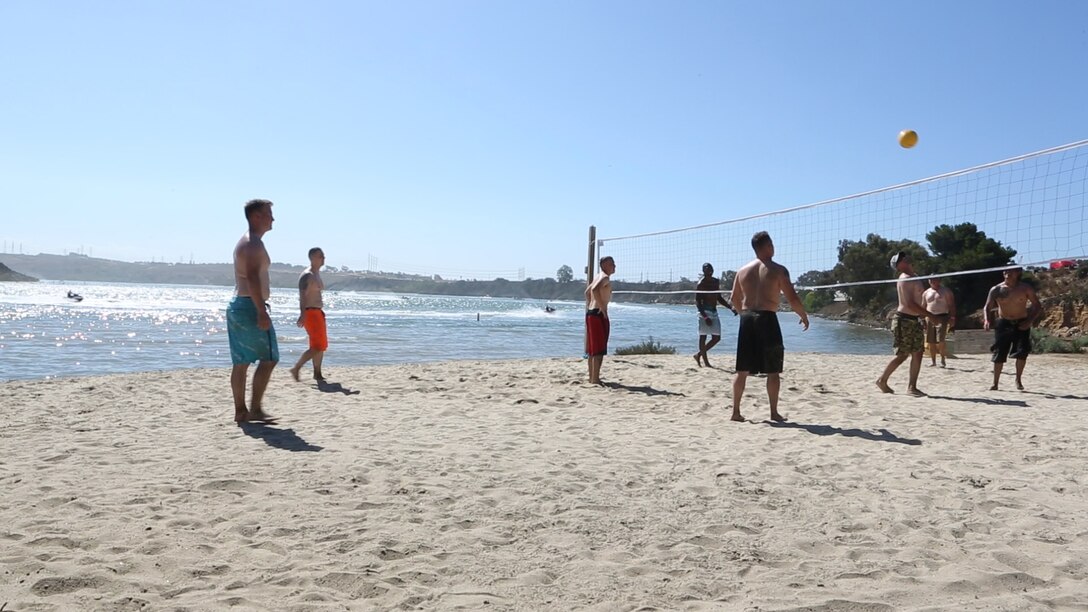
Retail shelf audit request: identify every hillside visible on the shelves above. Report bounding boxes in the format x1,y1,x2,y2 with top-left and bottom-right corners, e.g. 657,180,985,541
0,262,38,282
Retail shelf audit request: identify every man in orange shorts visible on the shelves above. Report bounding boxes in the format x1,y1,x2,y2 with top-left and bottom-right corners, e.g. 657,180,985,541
290,247,328,382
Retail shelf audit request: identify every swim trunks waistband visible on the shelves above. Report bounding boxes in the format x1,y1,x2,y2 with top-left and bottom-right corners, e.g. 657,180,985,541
586,308,603,316
895,312,919,321
230,296,271,311
305,306,322,311
999,318,1026,325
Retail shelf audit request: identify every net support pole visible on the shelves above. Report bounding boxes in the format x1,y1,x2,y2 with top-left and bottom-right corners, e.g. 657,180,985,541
584,225,596,356
586,226,597,285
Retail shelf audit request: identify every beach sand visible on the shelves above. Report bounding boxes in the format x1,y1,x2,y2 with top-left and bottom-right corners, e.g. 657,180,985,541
2,353,1087,611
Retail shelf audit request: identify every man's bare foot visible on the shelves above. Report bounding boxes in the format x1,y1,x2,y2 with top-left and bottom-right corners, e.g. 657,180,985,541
289,366,300,382
314,375,326,382
876,379,894,394
247,408,277,424
907,387,927,397
730,413,745,422
989,384,999,391
1016,382,1024,391
234,408,248,424
928,362,936,367
693,353,703,367
769,413,787,422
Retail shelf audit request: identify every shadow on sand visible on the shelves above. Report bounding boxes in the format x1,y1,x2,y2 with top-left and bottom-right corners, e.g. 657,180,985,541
317,380,360,395
240,422,323,452
927,394,1029,407
1018,390,1088,401
769,421,921,445
603,381,686,397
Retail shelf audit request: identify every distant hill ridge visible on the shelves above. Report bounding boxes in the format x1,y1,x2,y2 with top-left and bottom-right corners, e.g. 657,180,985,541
0,262,38,282
0,253,591,300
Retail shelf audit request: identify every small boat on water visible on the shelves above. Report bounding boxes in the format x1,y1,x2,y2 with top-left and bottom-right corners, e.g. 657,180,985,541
66,290,83,302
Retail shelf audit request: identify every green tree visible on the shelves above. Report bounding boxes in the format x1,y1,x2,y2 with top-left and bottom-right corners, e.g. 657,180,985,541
556,265,574,283
926,223,1016,319
833,234,931,311
797,269,836,311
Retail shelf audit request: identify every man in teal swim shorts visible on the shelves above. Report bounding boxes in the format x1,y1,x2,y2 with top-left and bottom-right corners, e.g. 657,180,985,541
227,198,279,424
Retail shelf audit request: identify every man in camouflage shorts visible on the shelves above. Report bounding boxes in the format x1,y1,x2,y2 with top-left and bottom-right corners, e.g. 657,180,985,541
877,251,931,397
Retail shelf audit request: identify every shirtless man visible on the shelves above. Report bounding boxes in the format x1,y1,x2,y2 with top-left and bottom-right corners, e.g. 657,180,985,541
289,247,328,383
984,267,1042,391
585,256,615,385
694,262,737,368
226,199,278,424
730,232,809,422
922,277,956,367
876,251,931,397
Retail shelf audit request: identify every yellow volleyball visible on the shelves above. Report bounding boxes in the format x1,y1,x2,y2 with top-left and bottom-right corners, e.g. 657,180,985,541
898,129,919,148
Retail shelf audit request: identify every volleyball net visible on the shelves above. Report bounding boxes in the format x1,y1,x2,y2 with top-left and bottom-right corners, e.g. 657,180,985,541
595,140,1088,296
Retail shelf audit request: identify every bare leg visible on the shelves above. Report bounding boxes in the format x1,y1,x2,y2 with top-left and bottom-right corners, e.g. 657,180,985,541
702,335,720,367
231,363,250,423
907,351,925,396
939,340,947,367
312,350,325,380
694,335,706,368
767,372,785,421
588,355,603,384
877,354,908,394
731,372,748,421
1014,358,1026,390
290,349,314,382
249,360,278,421
991,362,1003,390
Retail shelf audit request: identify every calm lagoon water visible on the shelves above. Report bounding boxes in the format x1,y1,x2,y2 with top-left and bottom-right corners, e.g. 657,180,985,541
0,281,891,382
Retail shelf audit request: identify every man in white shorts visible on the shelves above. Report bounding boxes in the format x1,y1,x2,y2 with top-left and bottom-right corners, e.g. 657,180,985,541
694,262,737,368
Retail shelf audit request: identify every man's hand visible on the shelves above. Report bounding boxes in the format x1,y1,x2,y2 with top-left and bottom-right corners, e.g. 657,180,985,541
983,319,991,330
257,309,271,331
798,314,809,331
297,314,305,328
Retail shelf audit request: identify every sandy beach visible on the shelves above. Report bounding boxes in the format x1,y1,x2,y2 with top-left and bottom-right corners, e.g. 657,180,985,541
2,353,1087,611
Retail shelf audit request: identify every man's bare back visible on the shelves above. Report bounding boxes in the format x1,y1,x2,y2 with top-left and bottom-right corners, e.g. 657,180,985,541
733,259,788,312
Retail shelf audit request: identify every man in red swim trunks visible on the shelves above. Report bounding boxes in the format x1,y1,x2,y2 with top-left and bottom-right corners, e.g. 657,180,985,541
289,247,328,382
585,256,616,384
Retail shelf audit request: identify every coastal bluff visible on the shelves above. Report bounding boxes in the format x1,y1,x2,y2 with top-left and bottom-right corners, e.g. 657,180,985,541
0,262,38,282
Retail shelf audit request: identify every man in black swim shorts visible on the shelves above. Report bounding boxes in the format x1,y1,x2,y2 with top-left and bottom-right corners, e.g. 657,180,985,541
730,232,809,422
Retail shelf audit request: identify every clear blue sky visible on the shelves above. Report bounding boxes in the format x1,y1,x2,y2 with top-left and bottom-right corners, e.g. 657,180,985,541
2,1,1086,280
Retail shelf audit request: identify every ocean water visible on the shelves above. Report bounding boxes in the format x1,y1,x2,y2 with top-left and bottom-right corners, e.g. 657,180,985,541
0,280,891,382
